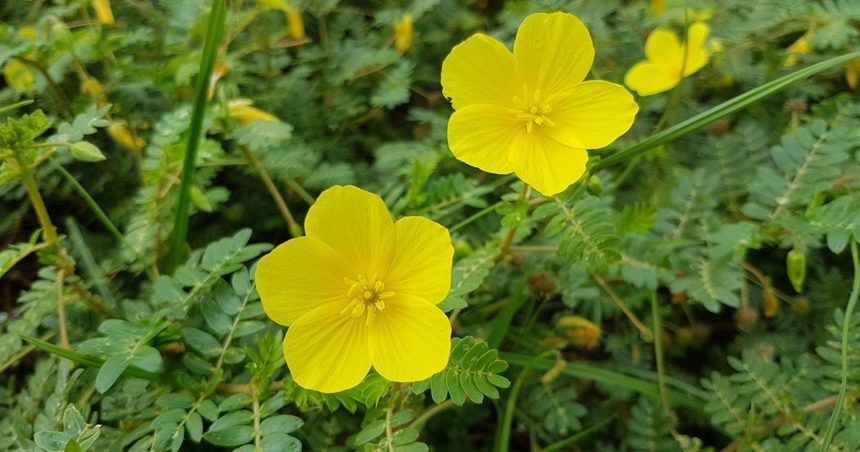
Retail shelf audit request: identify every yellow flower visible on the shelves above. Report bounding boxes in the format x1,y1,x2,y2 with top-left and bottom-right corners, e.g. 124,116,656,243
92,0,115,25
107,121,145,151
3,59,36,93
784,35,811,68
624,22,710,96
228,99,280,124
394,14,413,54
846,58,860,90
441,12,638,196
258,0,305,40
256,185,454,393
558,316,601,349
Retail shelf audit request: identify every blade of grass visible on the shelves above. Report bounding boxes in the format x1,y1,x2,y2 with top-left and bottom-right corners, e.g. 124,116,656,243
821,238,860,450
163,0,227,274
595,50,860,170
501,352,705,412
20,334,163,383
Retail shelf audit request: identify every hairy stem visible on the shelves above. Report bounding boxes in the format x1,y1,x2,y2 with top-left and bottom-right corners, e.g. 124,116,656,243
240,146,302,236
594,274,653,341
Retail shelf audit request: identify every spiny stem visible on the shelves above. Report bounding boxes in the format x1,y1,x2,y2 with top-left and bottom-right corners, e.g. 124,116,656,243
650,291,670,416
56,268,69,349
252,384,262,451
385,384,398,452
497,185,531,261
594,274,653,341
240,146,302,236
408,399,454,430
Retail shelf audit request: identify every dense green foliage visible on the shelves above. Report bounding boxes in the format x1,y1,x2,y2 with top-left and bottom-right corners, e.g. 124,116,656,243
2,0,860,450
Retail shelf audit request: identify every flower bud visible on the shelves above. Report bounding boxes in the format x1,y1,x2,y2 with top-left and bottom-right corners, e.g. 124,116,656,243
586,174,603,196
70,141,106,162
786,249,806,293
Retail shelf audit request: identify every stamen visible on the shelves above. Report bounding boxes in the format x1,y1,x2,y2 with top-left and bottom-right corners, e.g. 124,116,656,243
343,273,394,321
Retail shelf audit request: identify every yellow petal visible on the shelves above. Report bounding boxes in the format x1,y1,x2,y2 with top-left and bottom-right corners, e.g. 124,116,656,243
509,131,588,196
228,99,279,124
394,14,413,54
447,104,520,174
513,12,594,96
368,294,451,382
441,34,522,110
92,0,115,25
545,81,638,150
107,122,145,151
624,61,680,96
285,5,305,40
846,58,860,90
682,22,709,77
284,304,371,393
387,217,453,304
256,236,351,326
644,28,682,64
304,185,395,278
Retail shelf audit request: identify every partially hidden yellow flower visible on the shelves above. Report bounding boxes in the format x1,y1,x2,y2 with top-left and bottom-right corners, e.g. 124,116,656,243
92,0,115,25
208,62,229,100
784,34,811,68
624,22,710,96
558,316,601,349
846,58,860,90
228,99,280,124
3,59,36,93
394,14,413,54
107,121,145,151
650,0,665,15
258,0,305,40
256,185,454,393
441,12,638,196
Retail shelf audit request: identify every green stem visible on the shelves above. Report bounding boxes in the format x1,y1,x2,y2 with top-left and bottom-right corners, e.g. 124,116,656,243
821,238,860,450
163,0,227,274
596,50,860,170
15,156,58,243
450,200,505,232
496,352,552,452
650,291,670,415
541,414,617,452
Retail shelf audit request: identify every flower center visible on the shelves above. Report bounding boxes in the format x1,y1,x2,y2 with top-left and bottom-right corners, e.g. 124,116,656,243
342,274,395,326
511,85,557,134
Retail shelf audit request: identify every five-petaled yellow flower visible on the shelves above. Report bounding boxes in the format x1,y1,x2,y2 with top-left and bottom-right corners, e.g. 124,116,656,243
625,22,710,96
256,185,454,393
441,12,638,196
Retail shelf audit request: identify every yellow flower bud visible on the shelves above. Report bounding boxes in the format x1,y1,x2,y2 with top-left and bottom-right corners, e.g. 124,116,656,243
394,14,413,54
108,121,145,151
649,0,665,15
93,0,115,25
81,76,104,98
558,316,601,349
18,27,39,41
208,61,229,101
785,35,811,68
228,99,280,124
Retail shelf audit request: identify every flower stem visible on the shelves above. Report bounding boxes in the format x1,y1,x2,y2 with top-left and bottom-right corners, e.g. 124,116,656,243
240,146,302,236
408,399,454,430
650,291,670,415
14,155,58,243
593,274,653,341
56,268,69,349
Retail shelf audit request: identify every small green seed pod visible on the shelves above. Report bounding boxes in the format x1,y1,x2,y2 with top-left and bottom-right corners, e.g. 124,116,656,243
787,249,807,293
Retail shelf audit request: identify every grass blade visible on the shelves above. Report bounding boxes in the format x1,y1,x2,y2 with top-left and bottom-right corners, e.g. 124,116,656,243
163,0,227,273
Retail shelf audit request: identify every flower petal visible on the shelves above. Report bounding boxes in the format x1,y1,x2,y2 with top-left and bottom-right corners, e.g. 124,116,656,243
441,33,521,110
509,131,588,196
544,81,638,149
368,294,451,382
283,304,371,393
644,28,682,64
682,22,709,76
513,12,594,96
624,61,680,96
387,217,453,304
256,237,350,326
447,104,520,174
304,185,395,278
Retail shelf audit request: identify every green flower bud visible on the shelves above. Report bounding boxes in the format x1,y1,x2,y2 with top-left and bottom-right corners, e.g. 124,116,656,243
586,174,604,196
787,249,807,293
70,141,106,162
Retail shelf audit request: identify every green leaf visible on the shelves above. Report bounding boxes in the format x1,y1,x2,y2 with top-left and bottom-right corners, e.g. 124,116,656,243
70,141,106,162
96,354,130,393
186,411,204,443
203,425,254,447
261,415,303,436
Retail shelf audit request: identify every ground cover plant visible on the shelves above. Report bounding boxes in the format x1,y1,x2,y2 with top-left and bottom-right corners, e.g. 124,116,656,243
2,0,860,450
